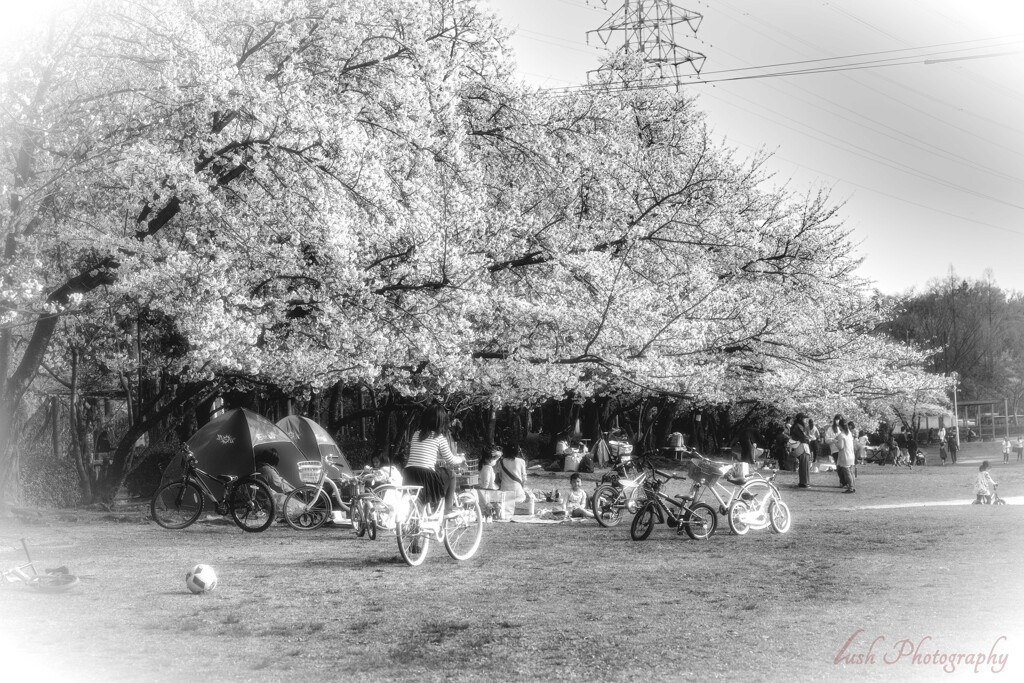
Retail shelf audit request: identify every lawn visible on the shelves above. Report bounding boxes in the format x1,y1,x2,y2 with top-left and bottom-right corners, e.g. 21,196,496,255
1,441,1022,682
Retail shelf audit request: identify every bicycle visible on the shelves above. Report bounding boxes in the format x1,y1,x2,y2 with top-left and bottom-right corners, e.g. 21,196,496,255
394,483,484,567
629,467,718,541
281,456,361,531
151,447,276,532
591,452,652,527
972,484,1006,505
683,455,766,517
349,468,403,540
727,468,792,534
2,539,80,593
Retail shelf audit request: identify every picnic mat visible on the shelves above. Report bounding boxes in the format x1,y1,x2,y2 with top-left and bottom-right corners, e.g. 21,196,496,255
510,515,563,524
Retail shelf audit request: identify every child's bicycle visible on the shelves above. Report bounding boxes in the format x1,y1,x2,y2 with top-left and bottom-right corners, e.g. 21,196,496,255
393,484,484,566
349,469,403,540
2,539,80,593
151,446,276,532
972,484,1006,505
727,468,792,534
629,467,718,541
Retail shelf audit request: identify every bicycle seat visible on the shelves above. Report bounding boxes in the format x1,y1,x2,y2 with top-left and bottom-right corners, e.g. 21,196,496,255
213,474,238,485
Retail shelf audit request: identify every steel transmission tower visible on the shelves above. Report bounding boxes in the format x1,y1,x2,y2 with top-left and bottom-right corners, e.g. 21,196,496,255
586,0,705,89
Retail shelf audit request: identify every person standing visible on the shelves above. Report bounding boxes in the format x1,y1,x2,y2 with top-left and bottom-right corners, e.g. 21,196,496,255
737,427,761,465
824,414,842,468
1002,437,1011,464
807,418,821,464
791,413,811,488
1015,435,1024,462
947,430,959,464
836,419,856,493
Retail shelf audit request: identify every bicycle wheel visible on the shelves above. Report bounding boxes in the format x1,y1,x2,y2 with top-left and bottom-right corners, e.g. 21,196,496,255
151,481,204,530
351,498,367,537
366,512,378,541
768,499,792,533
28,573,80,593
283,486,331,531
592,485,623,527
229,478,275,532
396,502,429,566
629,502,657,541
728,500,751,536
444,494,483,560
683,502,718,540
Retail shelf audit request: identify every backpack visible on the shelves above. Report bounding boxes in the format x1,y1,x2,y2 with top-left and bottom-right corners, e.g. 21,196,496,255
577,454,594,473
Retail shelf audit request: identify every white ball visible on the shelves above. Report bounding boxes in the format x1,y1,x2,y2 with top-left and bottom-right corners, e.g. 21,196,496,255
185,564,218,594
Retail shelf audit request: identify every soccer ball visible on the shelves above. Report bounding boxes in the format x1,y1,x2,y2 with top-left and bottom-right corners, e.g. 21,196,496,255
185,564,218,594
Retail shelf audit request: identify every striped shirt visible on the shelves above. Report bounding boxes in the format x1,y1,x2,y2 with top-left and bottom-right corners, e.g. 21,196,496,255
406,433,459,470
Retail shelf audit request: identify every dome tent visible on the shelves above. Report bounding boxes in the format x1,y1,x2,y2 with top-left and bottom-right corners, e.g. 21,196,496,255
276,415,353,476
159,408,307,499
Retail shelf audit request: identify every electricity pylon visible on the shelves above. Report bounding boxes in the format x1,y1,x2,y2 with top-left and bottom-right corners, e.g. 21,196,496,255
586,0,705,89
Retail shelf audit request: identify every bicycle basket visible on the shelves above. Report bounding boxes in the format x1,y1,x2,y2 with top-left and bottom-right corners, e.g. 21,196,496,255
297,461,324,485
456,458,479,487
688,459,731,484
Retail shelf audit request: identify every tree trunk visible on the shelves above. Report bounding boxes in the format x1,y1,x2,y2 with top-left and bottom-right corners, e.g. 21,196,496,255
68,349,95,504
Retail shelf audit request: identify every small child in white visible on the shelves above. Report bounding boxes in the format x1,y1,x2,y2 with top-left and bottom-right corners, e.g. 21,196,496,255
1002,437,1011,464
975,461,997,504
565,473,593,518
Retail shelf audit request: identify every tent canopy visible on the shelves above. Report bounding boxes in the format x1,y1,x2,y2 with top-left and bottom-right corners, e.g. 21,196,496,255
276,415,353,476
160,408,307,496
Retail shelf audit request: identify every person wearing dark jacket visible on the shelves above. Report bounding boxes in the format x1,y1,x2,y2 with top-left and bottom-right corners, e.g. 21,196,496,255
791,413,811,487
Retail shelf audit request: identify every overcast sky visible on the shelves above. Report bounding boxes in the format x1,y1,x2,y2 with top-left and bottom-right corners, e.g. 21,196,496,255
487,0,1024,295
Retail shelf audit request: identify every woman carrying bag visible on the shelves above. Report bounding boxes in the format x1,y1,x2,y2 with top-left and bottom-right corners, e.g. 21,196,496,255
497,445,531,504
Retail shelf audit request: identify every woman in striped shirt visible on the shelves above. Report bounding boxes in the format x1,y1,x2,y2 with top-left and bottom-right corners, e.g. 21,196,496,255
404,405,464,516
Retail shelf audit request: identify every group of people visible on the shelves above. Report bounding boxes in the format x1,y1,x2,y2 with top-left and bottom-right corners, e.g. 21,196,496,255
784,413,863,493
477,445,593,518
1001,436,1024,464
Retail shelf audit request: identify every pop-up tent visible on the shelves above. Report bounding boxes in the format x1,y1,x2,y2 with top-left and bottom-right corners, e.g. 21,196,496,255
276,415,353,476
160,408,307,498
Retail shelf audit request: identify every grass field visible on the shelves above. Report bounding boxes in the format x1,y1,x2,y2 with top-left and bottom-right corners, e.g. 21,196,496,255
1,440,1022,682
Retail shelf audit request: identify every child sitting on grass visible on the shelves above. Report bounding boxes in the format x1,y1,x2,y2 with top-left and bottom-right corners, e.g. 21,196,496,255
565,473,593,518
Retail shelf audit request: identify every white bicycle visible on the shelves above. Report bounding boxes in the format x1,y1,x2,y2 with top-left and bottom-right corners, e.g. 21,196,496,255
394,485,483,567
727,468,792,534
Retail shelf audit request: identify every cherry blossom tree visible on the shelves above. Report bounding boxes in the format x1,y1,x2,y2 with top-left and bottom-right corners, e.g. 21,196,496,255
1,0,944,504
